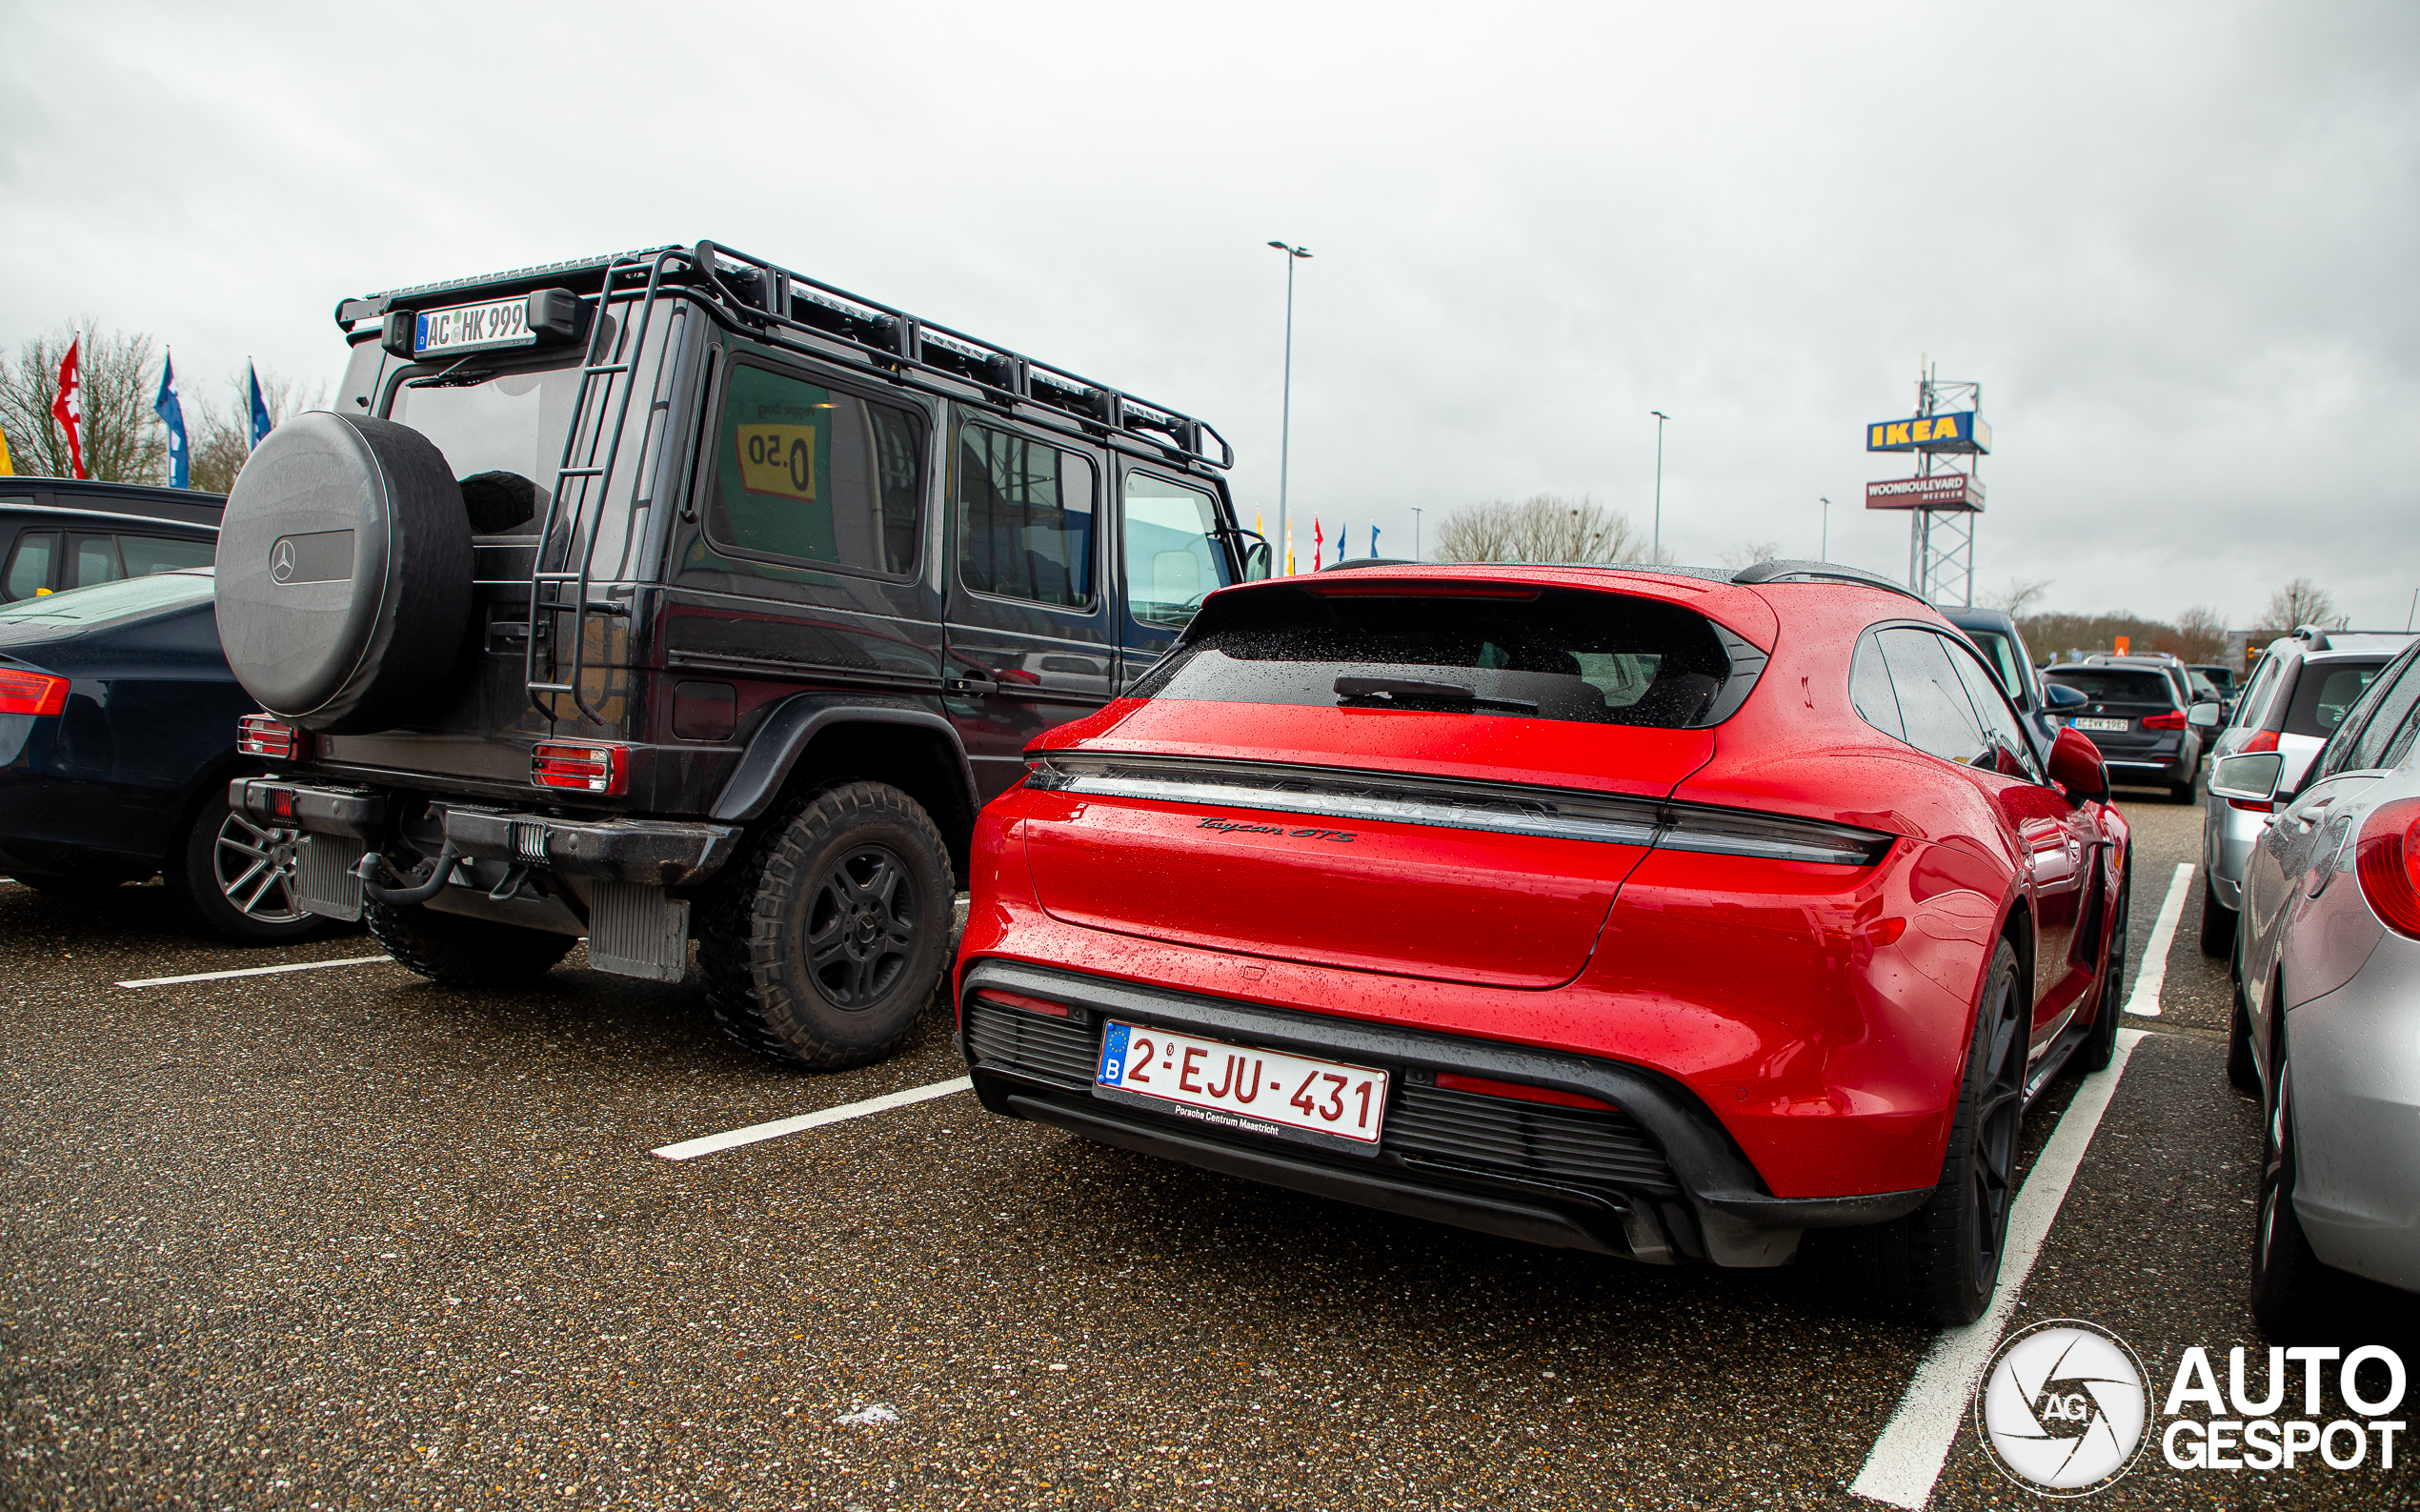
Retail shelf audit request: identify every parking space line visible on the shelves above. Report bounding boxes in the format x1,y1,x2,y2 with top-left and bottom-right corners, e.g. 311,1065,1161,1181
651,1077,974,1161
2121,861,2195,1017
116,955,393,989
1847,1025,2152,1509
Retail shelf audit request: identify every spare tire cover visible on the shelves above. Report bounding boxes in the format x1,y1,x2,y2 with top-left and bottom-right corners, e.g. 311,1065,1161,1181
214,413,474,735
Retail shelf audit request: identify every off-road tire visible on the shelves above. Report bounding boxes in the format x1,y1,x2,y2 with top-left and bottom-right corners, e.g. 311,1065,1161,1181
2076,860,2129,1073
163,788,338,945
1812,940,2026,1325
2198,874,2237,957
365,897,575,986
697,781,952,1070
2249,1044,2331,1339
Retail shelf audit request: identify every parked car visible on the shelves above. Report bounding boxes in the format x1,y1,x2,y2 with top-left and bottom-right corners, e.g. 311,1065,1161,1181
2,477,221,601
1942,605,2086,767
955,558,2132,1324
2042,654,2210,803
2188,661,2243,717
0,569,336,943
215,240,1266,1067
2194,627,2416,955
2213,637,2420,1333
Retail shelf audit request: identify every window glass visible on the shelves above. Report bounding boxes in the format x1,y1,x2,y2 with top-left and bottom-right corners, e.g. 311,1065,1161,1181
387,354,586,518
2321,651,2420,776
0,569,212,633
1948,640,2043,779
2044,668,2175,705
4,531,57,599
1849,635,1905,740
958,423,1096,607
706,363,924,576
2285,659,2387,738
1879,628,1994,768
71,534,123,589
1122,473,1233,630
1963,628,2027,702
118,535,216,575
2233,655,2281,730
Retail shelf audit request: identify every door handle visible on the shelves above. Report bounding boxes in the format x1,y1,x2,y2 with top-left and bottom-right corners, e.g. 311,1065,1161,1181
949,670,998,696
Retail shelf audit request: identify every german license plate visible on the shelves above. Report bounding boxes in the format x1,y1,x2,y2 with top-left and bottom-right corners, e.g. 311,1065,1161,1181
1096,1021,1386,1149
2073,717,2129,732
414,295,534,357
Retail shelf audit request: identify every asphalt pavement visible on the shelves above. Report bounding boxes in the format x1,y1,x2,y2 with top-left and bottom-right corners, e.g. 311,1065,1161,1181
3,789,2413,1510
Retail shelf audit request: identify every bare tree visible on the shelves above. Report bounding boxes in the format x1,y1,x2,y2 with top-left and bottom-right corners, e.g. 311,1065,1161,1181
1983,576,2053,617
2263,577,2344,633
0,324,170,483
2172,606,2228,663
1719,539,1781,571
1435,494,1650,565
190,367,328,494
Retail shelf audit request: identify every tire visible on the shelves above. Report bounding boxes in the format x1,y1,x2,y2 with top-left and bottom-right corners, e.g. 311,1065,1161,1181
163,789,339,945
2171,776,2198,805
2076,860,2129,1073
213,412,474,735
2250,1048,2332,1339
698,781,953,1070
1814,939,2027,1325
2228,986,2261,1093
2197,874,2236,957
365,897,575,986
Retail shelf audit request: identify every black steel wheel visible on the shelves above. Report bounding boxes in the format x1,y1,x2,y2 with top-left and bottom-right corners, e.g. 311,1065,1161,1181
699,781,952,1070
165,789,338,945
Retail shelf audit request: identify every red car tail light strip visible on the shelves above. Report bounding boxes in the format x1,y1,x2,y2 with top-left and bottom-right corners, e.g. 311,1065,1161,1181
0,668,71,718
2355,796,2420,938
2140,709,2188,731
1025,756,1894,867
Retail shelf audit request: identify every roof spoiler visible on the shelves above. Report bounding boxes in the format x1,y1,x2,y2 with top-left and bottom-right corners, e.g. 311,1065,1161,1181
1730,558,1930,606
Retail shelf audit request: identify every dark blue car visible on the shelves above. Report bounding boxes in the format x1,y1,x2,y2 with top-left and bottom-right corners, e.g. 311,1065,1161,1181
0,569,337,943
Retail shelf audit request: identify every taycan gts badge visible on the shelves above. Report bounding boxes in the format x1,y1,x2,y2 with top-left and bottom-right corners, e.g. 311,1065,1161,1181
267,530,354,585
1197,816,1357,843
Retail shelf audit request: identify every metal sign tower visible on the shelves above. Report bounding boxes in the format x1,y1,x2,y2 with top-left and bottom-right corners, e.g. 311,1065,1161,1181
1864,360,1990,606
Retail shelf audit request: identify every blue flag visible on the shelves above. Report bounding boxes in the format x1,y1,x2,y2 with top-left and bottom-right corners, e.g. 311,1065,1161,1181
1337,521,1348,562
247,361,272,449
153,353,191,490
1371,524,1380,557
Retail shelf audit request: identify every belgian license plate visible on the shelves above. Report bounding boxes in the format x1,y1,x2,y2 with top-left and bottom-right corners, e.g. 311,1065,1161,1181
414,295,534,357
1096,1021,1387,1149
2074,717,2129,733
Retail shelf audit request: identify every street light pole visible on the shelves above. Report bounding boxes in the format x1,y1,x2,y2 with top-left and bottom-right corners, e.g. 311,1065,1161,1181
1649,411,1669,565
1820,497,1830,561
1411,507,1422,562
1268,241,1312,573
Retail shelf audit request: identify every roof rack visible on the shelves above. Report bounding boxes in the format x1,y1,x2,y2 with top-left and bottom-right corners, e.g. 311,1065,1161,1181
335,240,1232,474
1729,558,1931,605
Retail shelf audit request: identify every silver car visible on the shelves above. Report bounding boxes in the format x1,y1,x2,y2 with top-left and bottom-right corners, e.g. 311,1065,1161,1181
2219,638,2420,1332
2195,628,2415,956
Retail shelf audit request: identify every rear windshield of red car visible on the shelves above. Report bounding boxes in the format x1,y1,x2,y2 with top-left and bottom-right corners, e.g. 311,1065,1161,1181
1128,583,1734,728
2044,668,2175,706
2286,659,2386,736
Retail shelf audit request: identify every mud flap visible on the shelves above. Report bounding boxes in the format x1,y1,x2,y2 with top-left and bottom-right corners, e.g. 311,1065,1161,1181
587,879,690,981
295,835,367,921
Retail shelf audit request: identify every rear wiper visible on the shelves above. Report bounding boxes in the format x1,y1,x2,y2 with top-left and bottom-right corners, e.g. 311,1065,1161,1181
1333,675,1538,713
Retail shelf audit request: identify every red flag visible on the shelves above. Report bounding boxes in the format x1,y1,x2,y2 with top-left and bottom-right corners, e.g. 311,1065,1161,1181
1313,517,1324,572
51,339,85,480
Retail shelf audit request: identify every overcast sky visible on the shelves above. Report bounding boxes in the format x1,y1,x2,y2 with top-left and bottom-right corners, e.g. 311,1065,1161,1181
5,2,2415,630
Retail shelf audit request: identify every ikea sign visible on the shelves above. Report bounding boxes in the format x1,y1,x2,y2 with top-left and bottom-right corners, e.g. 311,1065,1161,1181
1866,411,1991,454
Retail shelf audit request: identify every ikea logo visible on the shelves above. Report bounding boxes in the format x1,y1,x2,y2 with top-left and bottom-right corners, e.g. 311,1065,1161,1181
1866,411,1990,454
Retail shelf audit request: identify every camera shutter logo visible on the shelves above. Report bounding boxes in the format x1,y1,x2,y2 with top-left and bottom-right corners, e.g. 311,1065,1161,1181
1977,1320,2150,1495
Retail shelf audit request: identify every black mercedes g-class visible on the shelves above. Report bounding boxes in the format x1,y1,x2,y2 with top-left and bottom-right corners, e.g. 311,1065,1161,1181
216,242,1266,1068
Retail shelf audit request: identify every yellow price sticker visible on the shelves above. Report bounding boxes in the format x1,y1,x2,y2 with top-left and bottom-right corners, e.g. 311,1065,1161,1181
736,424,817,502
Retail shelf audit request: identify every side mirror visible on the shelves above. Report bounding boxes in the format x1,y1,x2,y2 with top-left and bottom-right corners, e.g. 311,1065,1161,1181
2045,683,2089,711
2047,726,2109,804
2208,751,2285,809
1240,538,1273,582
2188,702,2221,731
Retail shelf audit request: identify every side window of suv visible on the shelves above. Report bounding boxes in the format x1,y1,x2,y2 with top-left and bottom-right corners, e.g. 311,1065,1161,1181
4,530,57,599
1120,471,1231,632
2232,654,2280,730
119,535,215,575
704,362,924,577
957,423,1098,608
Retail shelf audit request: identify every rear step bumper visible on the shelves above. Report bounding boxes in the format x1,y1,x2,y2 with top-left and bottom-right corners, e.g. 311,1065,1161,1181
958,959,1930,1268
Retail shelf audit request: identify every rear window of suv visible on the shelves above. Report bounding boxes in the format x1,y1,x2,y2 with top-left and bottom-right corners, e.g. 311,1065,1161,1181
1128,583,1735,727
2286,659,2387,736
2044,669,2175,705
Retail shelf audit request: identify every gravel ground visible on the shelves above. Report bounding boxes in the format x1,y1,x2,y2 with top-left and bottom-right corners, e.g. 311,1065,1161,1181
2,792,2412,1509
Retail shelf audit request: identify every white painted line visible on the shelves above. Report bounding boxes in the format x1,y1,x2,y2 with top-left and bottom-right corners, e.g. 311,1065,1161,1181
2122,861,2195,1017
1848,1025,2151,1509
651,1077,974,1161
116,954,393,989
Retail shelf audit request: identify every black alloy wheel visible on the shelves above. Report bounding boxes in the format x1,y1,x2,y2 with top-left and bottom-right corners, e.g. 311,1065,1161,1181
2077,859,2129,1073
165,790,337,945
1958,962,2028,1307
805,844,921,1008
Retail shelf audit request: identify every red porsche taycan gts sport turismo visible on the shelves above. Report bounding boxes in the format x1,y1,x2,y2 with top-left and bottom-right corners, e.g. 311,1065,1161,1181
953,560,2130,1322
